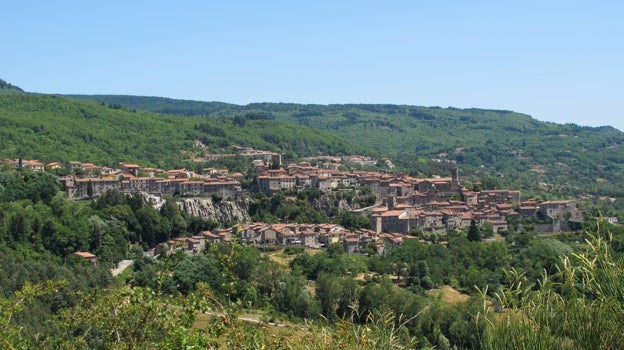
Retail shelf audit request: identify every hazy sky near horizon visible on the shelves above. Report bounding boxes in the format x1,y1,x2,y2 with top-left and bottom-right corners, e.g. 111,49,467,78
3,1,623,131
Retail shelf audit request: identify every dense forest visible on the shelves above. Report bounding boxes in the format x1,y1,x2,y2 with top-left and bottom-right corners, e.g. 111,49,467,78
1,81,624,348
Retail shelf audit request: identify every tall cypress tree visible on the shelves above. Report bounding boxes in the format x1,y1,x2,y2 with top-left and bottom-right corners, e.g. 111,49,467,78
467,219,481,242
87,180,94,199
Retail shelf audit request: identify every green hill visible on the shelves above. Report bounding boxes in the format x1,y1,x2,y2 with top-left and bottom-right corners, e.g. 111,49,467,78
0,94,368,168
0,79,25,95
68,95,624,200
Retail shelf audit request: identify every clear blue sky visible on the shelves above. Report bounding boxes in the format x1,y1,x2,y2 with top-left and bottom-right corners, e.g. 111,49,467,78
3,1,623,131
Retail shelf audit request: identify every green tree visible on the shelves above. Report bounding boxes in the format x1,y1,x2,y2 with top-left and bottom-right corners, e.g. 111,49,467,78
272,272,314,319
519,238,573,277
253,258,281,298
173,253,222,295
315,273,360,320
0,281,64,349
93,189,126,209
316,272,343,320
327,242,345,257
467,219,481,242
86,180,93,199
159,200,187,237
135,206,169,247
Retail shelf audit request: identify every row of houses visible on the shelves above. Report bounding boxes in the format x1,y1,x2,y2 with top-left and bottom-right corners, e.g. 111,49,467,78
372,194,583,234
239,222,395,254
58,162,243,200
302,155,394,169
203,146,282,166
62,175,242,200
158,227,235,255
2,158,48,172
372,196,513,234
255,162,462,198
157,219,429,258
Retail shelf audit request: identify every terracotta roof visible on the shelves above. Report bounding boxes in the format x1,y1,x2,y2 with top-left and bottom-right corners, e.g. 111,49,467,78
121,163,141,168
74,251,96,259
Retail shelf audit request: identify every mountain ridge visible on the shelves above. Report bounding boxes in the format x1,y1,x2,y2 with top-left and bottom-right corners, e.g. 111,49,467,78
68,93,621,131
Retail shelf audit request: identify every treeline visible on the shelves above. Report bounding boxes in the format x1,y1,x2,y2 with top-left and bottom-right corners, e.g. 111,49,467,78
66,94,243,116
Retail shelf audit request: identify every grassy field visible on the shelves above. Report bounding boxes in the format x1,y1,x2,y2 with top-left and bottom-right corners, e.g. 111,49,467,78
428,285,470,305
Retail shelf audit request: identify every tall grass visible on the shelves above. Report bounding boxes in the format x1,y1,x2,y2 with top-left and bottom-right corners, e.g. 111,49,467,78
481,233,624,350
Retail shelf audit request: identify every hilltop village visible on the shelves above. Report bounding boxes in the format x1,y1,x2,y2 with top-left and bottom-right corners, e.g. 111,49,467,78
4,150,584,255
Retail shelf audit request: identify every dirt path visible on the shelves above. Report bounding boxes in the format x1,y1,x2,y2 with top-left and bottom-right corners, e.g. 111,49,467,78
111,259,134,277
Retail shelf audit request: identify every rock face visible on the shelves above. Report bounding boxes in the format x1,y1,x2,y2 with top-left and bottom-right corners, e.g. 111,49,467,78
338,199,353,212
312,195,355,214
175,197,251,224
143,193,167,210
313,196,333,214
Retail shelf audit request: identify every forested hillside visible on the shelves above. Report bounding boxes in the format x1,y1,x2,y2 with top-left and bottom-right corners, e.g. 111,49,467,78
0,94,367,168
69,94,624,201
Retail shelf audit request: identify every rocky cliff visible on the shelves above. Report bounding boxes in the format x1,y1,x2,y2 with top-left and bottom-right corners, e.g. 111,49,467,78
175,198,251,224
313,196,354,214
